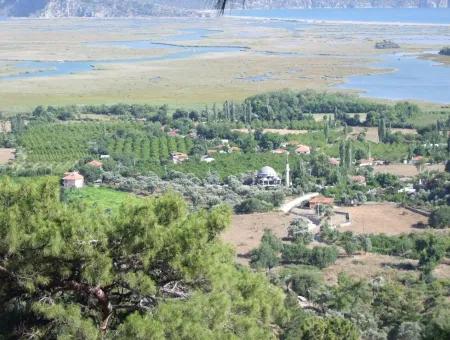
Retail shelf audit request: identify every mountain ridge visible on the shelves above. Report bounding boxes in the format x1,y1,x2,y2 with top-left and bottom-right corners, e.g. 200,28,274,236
0,0,448,17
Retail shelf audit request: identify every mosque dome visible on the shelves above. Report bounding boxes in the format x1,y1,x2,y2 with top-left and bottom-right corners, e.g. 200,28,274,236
258,166,279,178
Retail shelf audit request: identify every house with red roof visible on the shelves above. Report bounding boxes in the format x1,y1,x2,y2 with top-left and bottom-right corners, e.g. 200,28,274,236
351,175,367,186
295,144,311,155
63,172,84,189
308,195,334,209
87,160,103,169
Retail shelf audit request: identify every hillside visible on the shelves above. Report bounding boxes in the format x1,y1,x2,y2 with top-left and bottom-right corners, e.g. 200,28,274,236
0,0,448,17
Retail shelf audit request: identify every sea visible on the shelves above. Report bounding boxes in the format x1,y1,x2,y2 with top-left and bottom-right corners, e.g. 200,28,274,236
229,8,450,25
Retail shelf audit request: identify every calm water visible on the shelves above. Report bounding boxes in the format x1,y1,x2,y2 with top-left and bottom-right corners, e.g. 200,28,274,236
230,8,450,25
337,52,450,103
1,28,245,81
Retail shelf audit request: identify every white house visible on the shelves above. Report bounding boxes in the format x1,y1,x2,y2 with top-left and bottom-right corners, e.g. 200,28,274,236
171,152,189,164
201,155,215,163
63,172,84,189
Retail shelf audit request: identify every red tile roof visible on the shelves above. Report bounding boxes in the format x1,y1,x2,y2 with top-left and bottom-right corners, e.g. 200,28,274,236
295,144,311,154
63,172,84,181
309,195,334,205
87,160,103,168
351,175,366,183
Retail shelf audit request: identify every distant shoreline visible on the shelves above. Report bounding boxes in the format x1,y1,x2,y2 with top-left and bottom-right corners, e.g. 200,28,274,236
227,15,450,27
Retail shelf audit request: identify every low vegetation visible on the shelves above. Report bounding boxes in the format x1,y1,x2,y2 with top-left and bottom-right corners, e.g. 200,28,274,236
0,89,449,339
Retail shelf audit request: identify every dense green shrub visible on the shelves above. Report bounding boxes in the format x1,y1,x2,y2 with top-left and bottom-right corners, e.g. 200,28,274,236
429,206,450,229
234,197,273,214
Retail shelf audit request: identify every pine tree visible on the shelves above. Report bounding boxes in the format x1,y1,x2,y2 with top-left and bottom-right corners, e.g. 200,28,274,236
0,179,286,338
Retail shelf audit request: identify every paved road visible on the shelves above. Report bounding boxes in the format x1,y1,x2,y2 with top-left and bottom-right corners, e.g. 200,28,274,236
279,192,319,213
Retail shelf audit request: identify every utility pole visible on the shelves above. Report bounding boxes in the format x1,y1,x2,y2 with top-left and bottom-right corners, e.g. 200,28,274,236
285,152,290,188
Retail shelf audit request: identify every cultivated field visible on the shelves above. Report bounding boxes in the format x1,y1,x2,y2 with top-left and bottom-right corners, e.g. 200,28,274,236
333,203,428,235
373,163,445,177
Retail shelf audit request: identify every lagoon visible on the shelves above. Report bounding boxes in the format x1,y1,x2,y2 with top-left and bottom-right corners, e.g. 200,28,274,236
337,52,450,104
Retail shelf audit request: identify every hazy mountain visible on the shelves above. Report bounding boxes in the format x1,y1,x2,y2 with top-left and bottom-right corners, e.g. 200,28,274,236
0,0,448,17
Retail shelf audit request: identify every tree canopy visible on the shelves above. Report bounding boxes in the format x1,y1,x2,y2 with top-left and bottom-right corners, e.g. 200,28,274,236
0,178,287,338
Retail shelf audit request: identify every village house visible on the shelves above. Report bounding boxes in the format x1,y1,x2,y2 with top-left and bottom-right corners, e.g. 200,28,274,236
358,158,374,167
171,152,189,164
351,175,367,186
329,158,340,166
167,130,179,137
201,155,215,163
87,160,103,169
63,172,84,189
308,195,334,209
295,144,311,155
410,155,424,165
272,148,287,155
228,146,241,153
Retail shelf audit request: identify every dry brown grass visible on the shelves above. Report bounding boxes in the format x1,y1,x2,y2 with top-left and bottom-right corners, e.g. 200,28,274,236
323,252,450,285
350,126,417,143
221,212,294,264
373,163,445,177
333,203,428,235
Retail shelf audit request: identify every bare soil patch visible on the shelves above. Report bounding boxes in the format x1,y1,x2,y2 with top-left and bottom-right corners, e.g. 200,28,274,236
0,148,15,164
333,203,428,235
350,127,417,143
373,163,444,177
323,253,450,285
222,212,294,263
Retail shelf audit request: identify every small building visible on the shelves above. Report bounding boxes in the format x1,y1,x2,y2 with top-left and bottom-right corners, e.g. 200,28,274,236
255,166,282,187
87,160,103,169
358,158,374,167
100,154,110,160
167,129,179,137
308,195,334,209
329,157,340,166
398,186,416,195
351,175,366,186
410,156,424,165
207,149,218,155
228,146,241,153
201,155,215,163
295,144,311,155
63,172,84,189
171,152,189,164
272,148,287,155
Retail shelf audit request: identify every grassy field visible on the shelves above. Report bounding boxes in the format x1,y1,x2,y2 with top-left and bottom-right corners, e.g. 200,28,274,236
64,186,141,211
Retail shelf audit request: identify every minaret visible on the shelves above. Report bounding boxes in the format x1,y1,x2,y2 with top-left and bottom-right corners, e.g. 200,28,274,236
285,152,290,188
